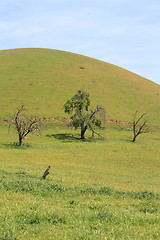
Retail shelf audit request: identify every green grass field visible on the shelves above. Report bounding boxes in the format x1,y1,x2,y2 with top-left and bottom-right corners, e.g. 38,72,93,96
0,121,159,239
0,48,160,239
0,48,160,126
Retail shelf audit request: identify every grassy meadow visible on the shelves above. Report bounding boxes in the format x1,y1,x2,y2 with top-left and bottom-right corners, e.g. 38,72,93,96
0,48,160,239
0,121,160,240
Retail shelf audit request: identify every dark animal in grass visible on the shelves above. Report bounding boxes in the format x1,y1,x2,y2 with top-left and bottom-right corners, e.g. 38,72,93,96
41,166,51,180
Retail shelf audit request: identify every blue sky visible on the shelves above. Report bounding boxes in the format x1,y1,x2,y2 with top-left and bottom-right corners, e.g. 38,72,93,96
1,0,160,84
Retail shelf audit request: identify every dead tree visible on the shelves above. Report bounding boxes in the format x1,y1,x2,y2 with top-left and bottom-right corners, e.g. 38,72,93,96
88,106,106,139
132,111,149,142
10,105,42,146
41,166,51,180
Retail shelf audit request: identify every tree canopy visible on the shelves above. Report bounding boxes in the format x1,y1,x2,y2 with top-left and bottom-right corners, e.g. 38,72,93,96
64,90,106,140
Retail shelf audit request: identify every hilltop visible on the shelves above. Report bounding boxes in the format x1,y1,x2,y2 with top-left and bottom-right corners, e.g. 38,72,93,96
0,48,159,126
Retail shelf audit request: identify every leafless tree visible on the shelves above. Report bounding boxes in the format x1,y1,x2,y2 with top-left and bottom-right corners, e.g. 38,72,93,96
132,111,149,142
88,105,106,139
10,105,42,146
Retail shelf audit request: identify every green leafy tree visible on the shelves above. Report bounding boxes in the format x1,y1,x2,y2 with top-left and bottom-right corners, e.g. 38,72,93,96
64,90,106,140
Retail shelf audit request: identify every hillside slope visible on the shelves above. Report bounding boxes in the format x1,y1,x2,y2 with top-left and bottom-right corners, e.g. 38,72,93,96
0,48,160,126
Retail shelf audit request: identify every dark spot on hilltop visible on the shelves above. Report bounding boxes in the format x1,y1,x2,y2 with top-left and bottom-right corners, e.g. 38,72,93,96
80,66,84,69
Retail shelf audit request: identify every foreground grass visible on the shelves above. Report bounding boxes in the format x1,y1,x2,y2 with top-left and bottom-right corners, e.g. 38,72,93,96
0,179,159,240
0,122,160,239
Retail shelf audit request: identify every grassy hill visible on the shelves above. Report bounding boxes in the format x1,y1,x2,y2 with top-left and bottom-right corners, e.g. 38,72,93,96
0,48,160,126
0,48,160,239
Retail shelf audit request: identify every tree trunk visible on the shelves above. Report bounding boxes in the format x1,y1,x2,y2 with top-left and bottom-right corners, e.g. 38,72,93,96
132,135,136,142
18,135,23,146
80,123,87,140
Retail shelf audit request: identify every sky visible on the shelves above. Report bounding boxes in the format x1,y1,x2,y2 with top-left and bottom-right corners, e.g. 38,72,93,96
0,0,160,84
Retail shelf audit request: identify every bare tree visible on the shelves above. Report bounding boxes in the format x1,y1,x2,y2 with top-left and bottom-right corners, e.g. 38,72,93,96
132,111,149,142
10,105,42,146
88,105,106,139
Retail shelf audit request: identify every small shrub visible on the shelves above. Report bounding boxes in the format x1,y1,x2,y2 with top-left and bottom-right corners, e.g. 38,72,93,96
80,187,96,194
96,210,114,222
129,191,159,200
50,184,66,192
139,202,158,214
46,213,66,224
98,187,114,195
1,230,19,240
